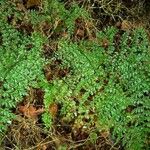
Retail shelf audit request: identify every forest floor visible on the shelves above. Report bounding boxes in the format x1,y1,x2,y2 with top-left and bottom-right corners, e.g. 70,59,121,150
0,0,150,150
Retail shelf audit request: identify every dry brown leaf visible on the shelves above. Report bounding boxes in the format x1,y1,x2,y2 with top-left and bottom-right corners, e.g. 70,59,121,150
19,104,44,119
26,0,41,9
37,144,47,150
101,130,110,138
76,29,85,38
121,20,132,31
49,103,58,117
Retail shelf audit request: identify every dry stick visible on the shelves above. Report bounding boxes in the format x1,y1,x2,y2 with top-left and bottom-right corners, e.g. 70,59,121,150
47,19,61,39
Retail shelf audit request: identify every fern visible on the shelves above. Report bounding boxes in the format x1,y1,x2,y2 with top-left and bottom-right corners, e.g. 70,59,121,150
43,27,150,149
0,1,149,149
0,17,45,132
42,0,90,35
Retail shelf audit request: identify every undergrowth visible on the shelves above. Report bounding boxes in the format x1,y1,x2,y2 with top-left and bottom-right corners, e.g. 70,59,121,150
0,0,150,149
0,1,46,132
42,27,150,149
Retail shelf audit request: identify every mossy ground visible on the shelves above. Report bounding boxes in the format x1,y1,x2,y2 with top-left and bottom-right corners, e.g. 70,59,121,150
0,0,150,149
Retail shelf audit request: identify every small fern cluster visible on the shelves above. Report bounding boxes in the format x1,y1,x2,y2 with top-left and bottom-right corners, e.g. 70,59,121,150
0,5,45,132
42,27,150,149
0,0,89,133
42,0,89,35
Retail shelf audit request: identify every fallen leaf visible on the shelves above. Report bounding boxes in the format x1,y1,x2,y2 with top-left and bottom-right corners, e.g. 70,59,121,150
75,28,85,38
37,145,47,150
101,130,110,138
19,104,44,119
49,103,58,117
121,20,132,31
26,0,41,9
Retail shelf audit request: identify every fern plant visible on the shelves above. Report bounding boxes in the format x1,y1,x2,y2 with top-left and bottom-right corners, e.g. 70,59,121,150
0,15,46,132
41,0,90,35
42,27,150,149
0,0,89,134
0,1,149,149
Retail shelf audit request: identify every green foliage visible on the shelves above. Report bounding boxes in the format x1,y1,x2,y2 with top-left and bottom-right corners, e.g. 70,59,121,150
0,1,149,149
0,14,45,132
0,0,89,134
43,27,150,149
42,0,90,35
